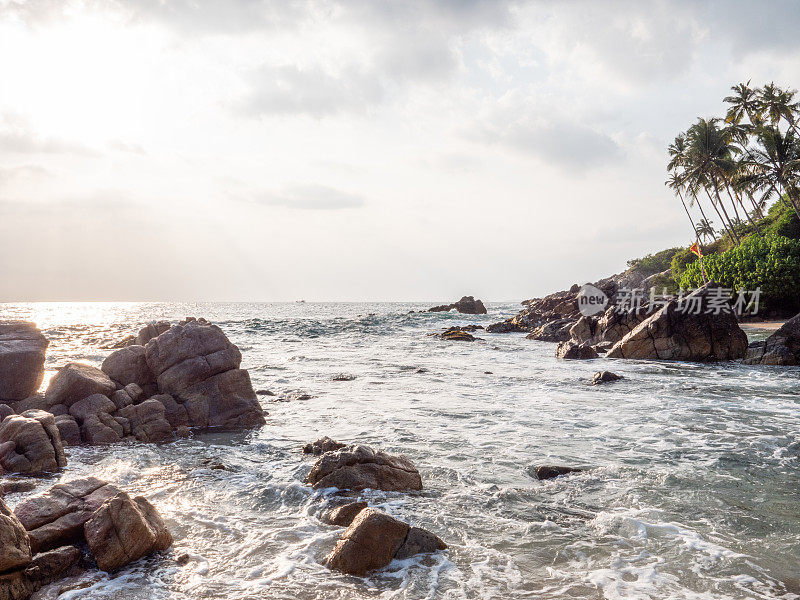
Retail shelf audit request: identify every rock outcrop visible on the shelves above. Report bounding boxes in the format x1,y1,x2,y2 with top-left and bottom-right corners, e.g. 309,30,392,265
0,411,67,474
428,296,487,315
101,345,156,392
84,491,172,572
529,465,584,480
44,363,116,409
591,371,623,385
526,318,575,342
303,437,345,456
306,445,422,492
0,497,32,572
606,283,748,362
743,313,800,365
440,328,476,342
144,321,265,430
324,501,367,527
14,477,120,553
0,544,81,600
0,322,49,403
326,508,446,575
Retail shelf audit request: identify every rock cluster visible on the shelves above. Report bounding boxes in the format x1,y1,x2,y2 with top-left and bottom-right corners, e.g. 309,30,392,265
428,296,487,315
0,411,67,474
325,508,446,576
1,477,170,600
306,444,422,492
744,312,800,365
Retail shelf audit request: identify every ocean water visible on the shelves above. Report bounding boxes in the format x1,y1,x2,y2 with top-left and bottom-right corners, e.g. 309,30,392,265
1,302,799,600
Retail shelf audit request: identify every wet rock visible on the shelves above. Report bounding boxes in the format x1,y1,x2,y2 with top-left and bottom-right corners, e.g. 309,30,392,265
331,374,356,382
84,491,172,572
256,389,275,396
44,363,116,409
526,318,575,342
0,545,81,600
80,412,123,445
555,341,599,360
303,436,346,455
0,321,49,402
0,497,32,572
606,283,748,362
15,477,121,553
428,296,487,315
117,399,173,443
0,411,67,474
591,371,623,385
530,465,584,480
595,307,648,345
53,416,81,447
324,501,367,527
569,316,598,345
743,312,800,365
0,479,38,496
144,322,265,430
68,394,116,423
440,328,476,342
277,390,313,402
152,394,189,429
0,404,13,421
101,345,155,390
306,445,422,492
326,509,445,575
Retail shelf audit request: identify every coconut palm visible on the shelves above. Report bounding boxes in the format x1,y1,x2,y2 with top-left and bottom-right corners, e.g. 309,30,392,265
696,218,715,243
747,124,800,220
666,171,700,240
759,83,800,135
724,81,760,127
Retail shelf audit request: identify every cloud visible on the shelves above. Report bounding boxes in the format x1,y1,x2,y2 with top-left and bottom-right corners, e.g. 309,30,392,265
0,114,98,156
252,185,366,210
0,164,49,189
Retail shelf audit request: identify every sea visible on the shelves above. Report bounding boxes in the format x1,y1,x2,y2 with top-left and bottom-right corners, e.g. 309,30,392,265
0,301,798,600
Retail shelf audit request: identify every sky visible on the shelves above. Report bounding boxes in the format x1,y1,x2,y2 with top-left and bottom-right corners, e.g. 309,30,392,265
1,0,800,302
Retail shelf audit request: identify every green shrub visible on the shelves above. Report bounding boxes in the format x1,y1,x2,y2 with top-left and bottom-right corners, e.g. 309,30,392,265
678,234,800,301
627,247,682,275
670,247,698,283
764,200,800,239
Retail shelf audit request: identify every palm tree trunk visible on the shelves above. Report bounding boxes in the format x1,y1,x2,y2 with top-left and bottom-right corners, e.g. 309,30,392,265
710,181,741,244
703,187,736,242
677,191,700,240
692,199,717,241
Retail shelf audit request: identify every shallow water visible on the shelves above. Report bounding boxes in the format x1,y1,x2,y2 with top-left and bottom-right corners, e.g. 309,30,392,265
1,302,798,600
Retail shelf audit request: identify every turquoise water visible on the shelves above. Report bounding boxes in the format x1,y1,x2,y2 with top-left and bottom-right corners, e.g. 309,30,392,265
1,302,798,599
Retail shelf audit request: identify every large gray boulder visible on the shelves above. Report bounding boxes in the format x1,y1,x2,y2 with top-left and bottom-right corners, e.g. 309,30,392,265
144,322,264,430
0,322,49,402
606,283,748,362
306,445,422,491
101,345,155,390
84,491,172,572
744,313,800,365
0,411,67,474
14,477,121,553
44,363,116,408
326,508,445,575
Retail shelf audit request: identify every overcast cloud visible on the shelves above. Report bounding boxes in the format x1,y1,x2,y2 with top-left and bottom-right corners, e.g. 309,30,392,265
0,0,799,300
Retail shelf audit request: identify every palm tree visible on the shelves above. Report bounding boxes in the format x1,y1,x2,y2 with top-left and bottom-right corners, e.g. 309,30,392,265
724,81,760,126
747,124,800,220
666,171,700,240
759,83,800,135
696,218,715,243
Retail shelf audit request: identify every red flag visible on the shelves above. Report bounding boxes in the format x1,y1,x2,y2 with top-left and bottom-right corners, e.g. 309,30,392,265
689,241,703,258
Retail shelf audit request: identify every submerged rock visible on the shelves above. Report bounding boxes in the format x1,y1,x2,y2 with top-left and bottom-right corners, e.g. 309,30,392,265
591,371,623,385
743,312,800,365
326,508,446,575
0,322,49,403
306,445,422,492
0,411,67,474
529,465,584,480
303,436,345,456
440,328,476,342
606,283,748,362
84,491,172,572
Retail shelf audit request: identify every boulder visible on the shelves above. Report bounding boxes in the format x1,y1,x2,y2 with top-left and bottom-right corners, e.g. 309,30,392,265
10,394,53,415
428,297,487,314
743,313,800,365
591,371,623,385
144,322,264,429
84,491,172,572
101,345,155,390
0,497,32,572
53,415,81,447
306,445,422,491
569,316,597,345
110,383,143,410
606,283,748,362
80,412,123,445
440,328,476,342
529,465,584,480
135,321,170,346
326,509,445,575
0,411,66,474
324,501,368,527
0,545,81,600
526,318,575,342
117,399,173,443
14,477,120,553
303,436,345,456
0,322,49,402
595,307,648,344
0,405,12,422
555,341,599,360
44,363,115,409
68,394,116,423
152,394,189,429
